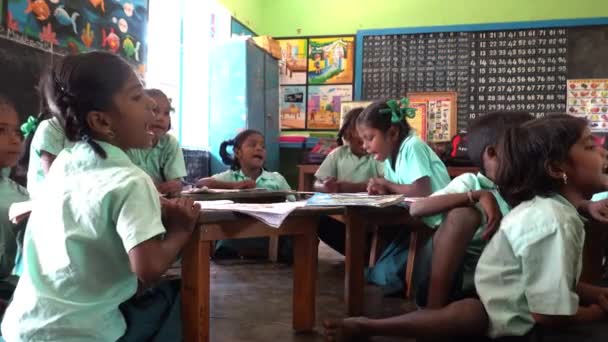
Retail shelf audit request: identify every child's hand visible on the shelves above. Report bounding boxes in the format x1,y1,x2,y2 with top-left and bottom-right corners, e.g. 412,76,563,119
584,199,608,223
323,177,340,193
156,181,183,196
367,178,388,195
477,191,503,241
195,178,210,188
234,179,256,189
161,197,200,233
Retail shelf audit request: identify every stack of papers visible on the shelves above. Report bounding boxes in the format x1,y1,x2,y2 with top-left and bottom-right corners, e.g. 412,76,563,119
195,200,308,228
182,186,268,195
306,193,406,208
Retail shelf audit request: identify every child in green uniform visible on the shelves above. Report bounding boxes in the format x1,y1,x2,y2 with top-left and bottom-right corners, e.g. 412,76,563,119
2,52,200,342
0,95,29,310
314,107,382,193
196,129,293,259
126,89,186,195
410,111,533,309
23,112,73,199
315,107,383,254
356,99,451,295
325,114,608,341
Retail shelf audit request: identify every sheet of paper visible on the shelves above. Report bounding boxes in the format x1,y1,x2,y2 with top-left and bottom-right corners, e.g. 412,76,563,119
306,193,405,208
195,200,307,228
8,201,33,224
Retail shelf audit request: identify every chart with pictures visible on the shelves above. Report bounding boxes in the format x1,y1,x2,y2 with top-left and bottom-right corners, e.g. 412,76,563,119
361,28,569,131
408,92,457,142
567,79,608,132
277,35,354,130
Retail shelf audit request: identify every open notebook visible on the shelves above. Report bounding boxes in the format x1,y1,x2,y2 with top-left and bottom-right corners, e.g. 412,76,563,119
195,200,308,228
305,193,413,208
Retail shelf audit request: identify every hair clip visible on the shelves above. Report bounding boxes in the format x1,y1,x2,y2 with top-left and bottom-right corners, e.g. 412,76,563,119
380,98,417,123
20,115,39,139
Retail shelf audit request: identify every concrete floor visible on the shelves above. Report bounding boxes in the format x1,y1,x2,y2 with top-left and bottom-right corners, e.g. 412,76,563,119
209,243,416,342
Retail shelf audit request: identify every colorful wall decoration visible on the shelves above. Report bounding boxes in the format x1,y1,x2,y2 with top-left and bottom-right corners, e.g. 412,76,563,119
307,36,354,85
6,0,148,71
567,79,608,132
280,85,306,129
408,92,457,142
307,85,352,130
277,38,307,85
277,35,355,130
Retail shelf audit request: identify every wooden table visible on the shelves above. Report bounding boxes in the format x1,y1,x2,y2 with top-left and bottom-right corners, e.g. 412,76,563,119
337,205,415,315
297,164,320,192
181,206,341,342
182,190,291,203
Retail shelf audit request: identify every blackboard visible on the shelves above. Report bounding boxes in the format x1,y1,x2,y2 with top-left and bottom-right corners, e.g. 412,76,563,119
0,29,61,121
358,22,608,131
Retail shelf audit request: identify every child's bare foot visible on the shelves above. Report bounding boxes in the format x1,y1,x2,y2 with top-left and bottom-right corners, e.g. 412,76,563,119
323,317,369,342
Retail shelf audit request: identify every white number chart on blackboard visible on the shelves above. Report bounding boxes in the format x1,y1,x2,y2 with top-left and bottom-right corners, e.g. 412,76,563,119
361,28,569,131
567,79,608,132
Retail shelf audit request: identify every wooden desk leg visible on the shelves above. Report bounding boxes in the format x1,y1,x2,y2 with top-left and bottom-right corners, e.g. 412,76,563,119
404,229,418,299
182,235,211,342
344,208,366,316
292,230,318,332
298,169,306,192
268,236,279,263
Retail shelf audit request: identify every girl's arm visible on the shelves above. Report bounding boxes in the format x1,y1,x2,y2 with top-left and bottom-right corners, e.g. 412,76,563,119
577,282,608,305
314,177,367,193
40,151,57,174
410,190,485,217
336,181,368,193
128,198,200,285
156,179,183,195
195,177,254,189
531,305,606,327
374,177,433,197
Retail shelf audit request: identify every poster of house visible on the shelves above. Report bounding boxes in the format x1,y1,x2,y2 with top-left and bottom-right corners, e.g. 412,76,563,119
280,85,306,130
7,0,148,72
307,36,354,85
307,85,352,130
567,79,608,132
277,38,307,85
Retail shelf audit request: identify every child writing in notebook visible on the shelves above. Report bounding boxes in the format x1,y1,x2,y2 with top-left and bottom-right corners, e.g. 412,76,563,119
356,98,451,295
315,107,383,255
314,107,382,193
2,51,200,342
325,114,608,341
127,89,186,195
196,129,293,259
0,95,29,310
410,111,533,309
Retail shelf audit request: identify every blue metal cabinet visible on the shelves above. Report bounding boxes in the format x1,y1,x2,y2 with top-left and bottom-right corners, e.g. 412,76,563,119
208,39,280,175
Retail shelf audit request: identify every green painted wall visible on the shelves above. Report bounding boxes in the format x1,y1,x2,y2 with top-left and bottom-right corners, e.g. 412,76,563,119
219,0,264,34
258,0,608,36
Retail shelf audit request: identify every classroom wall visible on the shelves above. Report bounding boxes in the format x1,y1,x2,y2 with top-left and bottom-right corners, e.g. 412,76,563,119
219,0,264,34
244,0,608,36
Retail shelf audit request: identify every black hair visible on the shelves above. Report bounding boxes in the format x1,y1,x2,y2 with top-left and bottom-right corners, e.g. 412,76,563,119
146,88,173,130
337,107,363,146
41,51,134,159
466,111,534,171
496,114,589,207
219,129,264,171
357,99,411,143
